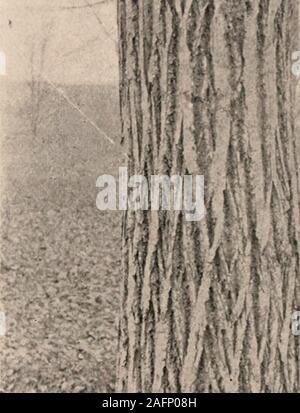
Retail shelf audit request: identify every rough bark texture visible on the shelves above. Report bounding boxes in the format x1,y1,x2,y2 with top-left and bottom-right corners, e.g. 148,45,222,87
117,0,300,392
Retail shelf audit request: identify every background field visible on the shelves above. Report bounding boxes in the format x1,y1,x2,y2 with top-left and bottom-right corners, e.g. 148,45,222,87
0,79,124,392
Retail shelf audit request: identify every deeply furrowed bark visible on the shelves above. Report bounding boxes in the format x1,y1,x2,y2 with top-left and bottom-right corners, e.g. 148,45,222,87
117,0,300,392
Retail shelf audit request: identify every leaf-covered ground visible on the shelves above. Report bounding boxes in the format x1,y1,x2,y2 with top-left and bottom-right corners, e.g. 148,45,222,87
0,203,121,392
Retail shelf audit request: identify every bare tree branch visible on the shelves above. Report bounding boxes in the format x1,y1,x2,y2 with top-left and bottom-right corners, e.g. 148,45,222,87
60,0,117,49
60,0,112,10
83,0,117,48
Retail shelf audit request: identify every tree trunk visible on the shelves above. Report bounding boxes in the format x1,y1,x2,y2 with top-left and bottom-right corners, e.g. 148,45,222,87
117,0,300,393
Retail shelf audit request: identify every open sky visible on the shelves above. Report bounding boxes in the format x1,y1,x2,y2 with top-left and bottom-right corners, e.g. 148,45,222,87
0,0,118,84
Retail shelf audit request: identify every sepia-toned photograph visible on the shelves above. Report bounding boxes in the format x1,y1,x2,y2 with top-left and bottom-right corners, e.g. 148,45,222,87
0,0,300,397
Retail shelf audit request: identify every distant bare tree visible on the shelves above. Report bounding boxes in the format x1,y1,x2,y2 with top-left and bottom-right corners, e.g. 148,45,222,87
27,23,53,137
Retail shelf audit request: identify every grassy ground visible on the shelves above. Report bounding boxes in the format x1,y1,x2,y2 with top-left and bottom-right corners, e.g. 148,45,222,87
0,81,123,392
